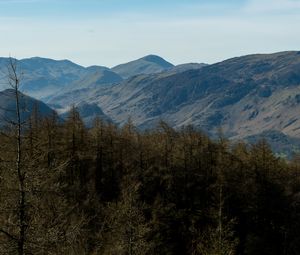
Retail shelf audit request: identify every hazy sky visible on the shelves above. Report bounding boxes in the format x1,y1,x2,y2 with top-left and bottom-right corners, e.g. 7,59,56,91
0,0,299,67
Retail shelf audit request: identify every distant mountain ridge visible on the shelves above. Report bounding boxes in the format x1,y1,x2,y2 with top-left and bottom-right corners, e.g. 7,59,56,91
0,53,207,128
0,57,124,100
0,55,199,101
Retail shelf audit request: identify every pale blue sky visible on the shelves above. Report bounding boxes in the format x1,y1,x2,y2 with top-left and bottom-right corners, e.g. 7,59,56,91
0,0,299,67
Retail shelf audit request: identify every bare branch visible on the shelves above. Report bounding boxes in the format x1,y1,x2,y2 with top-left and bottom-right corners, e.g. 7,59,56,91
0,229,18,242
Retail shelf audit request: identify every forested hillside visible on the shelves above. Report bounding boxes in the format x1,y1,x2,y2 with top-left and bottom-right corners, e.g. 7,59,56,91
1,104,300,254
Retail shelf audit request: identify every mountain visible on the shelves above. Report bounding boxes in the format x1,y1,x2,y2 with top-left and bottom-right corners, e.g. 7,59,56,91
0,89,55,126
0,57,123,100
59,51,300,151
112,55,174,79
0,57,85,99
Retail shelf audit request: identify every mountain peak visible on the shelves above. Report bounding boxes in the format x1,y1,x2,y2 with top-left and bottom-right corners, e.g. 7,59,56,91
112,55,174,79
140,54,174,67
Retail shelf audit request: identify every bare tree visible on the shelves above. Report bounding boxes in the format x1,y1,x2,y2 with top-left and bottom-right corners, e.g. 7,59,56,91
10,58,26,255
0,57,28,254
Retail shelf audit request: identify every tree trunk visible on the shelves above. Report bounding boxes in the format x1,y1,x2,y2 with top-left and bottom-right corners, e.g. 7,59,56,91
10,58,26,255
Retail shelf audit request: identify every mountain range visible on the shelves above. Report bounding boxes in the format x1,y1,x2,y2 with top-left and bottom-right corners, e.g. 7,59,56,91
0,51,300,157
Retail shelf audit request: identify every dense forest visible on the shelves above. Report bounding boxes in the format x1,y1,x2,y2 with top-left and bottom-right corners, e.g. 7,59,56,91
1,61,300,254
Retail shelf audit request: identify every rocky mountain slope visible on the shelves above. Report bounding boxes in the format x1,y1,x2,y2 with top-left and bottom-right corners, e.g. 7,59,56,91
45,55,207,112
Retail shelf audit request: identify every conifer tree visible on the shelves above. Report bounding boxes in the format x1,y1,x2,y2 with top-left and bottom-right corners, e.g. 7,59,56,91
101,179,151,255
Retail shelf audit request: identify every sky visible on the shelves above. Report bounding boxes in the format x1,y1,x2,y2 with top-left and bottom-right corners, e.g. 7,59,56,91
0,0,299,67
